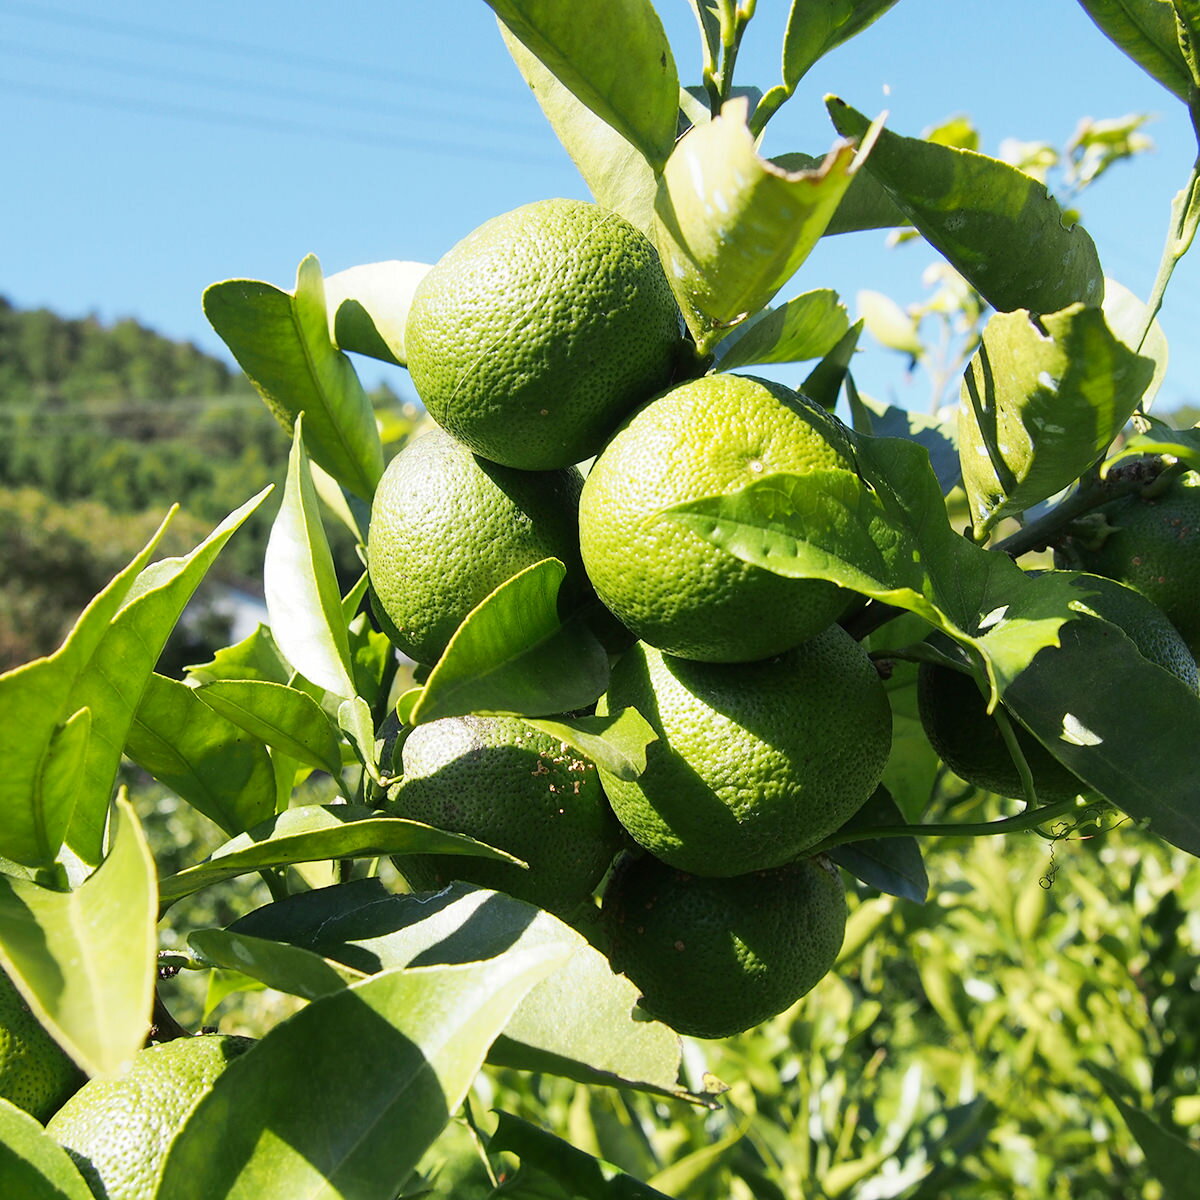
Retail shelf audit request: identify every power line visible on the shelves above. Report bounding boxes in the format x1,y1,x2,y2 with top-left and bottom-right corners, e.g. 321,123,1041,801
0,0,527,106
0,76,561,166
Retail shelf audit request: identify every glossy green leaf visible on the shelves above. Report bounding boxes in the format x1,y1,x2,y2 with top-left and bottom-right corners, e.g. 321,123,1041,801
654,99,860,354
684,0,721,77
523,707,656,782
338,695,382,785
323,260,430,366
125,673,276,837
190,929,367,999
0,1099,94,1200
0,794,156,1078
203,255,385,500
1076,0,1192,100
0,517,166,868
826,786,928,903
499,25,659,236
408,559,609,726
827,97,1104,315
1089,1063,1200,1197
802,320,864,411
780,1,902,92
773,151,909,234
185,624,291,686
68,489,270,863
158,805,520,908
228,880,694,1100
490,1110,675,1200
714,289,850,370
960,303,1156,535
158,946,566,1200
1176,0,1200,86
264,419,357,699
847,388,960,495
486,0,679,171
193,679,343,778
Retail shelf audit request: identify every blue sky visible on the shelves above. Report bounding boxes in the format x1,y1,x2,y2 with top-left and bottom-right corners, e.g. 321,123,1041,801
4,0,1200,413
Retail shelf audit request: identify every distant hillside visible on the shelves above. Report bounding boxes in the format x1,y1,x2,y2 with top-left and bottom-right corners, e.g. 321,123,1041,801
0,297,412,670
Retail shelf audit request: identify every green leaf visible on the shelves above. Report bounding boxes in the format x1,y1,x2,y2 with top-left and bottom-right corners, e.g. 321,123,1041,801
227,880,695,1100
338,695,382,785
959,303,1156,535
193,679,344,779
264,419,357,700
203,255,385,500
1089,1063,1200,1197
0,1099,94,1200
125,674,277,838
190,929,368,1000
0,794,156,1078
185,624,291,686
490,1111,676,1200
68,489,271,863
499,25,659,237
653,100,860,354
1076,0,1193,100
847,388,960,495
827,97,1104,315
157,805,521,908
773,151,910,234
0,516,167,868
157,946,567,1200
714,288,850,370
407,559,609,726
323,260,430,366
1106,412,1200,472
826,786,928,903
1175,0,1200,86
1101,277,1169,410
780,1,902,92
803,321,864,411
858,288,923,356
684,0,721,77
523,707,656,782
486,0,679,172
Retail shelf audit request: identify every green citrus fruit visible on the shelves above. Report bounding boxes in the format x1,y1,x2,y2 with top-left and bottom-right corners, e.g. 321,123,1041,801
918,571,1199,801
595,628,891,877
0,968,83,1122
405,198,682,470
46,1033,253,1200
1054,467,1200,655
388,715,623,918
367,424,589,665
578,372,856,662
602,852,846,1039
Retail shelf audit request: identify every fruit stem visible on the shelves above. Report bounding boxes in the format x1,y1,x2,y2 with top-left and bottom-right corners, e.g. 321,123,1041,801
810,795,1083,853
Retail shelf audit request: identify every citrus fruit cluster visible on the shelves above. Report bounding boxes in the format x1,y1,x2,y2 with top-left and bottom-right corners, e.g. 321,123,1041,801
373,197,896,1038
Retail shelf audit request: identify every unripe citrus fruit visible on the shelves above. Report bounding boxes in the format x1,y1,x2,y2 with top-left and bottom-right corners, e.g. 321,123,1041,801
602,852,846,1039
388,715,623,918
0,968,83,1122
579,373,855,662
1054,467,1200,655
918,571,1199,801
596,629,891,877
405,198,683,470
367,425,589,665
47,1033,253,1200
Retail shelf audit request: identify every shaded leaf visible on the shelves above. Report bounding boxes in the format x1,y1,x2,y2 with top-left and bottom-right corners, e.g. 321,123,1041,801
960,303,1155,535
203,255,385,500
193,679,343,779
0,794,156,1078
338,695,382,785
715,288,850,370
323,260,430,366
826,786,928,903
408,559,609,726
773,150,909,234
126,673,276,838
0,1099,94,1200
487,0,679,171
158,947,567,1200
491,1110,675,1200
1076,0,1192,100
803,321,864,411
1107,412,1200,472
264,419,357,699
653,99,860,354
847,388,960,495
190,929,367,1000
158,805,520,908
1102,277,1170,410
827,97,1104,315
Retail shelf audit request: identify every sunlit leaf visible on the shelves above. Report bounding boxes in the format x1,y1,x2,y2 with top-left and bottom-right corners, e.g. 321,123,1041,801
0,1099,94,1200
523,707,656,782
715,289,850,370
1076,0,1192,100
0,795,156,1078
323,260,430,366
190,929,367,1000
